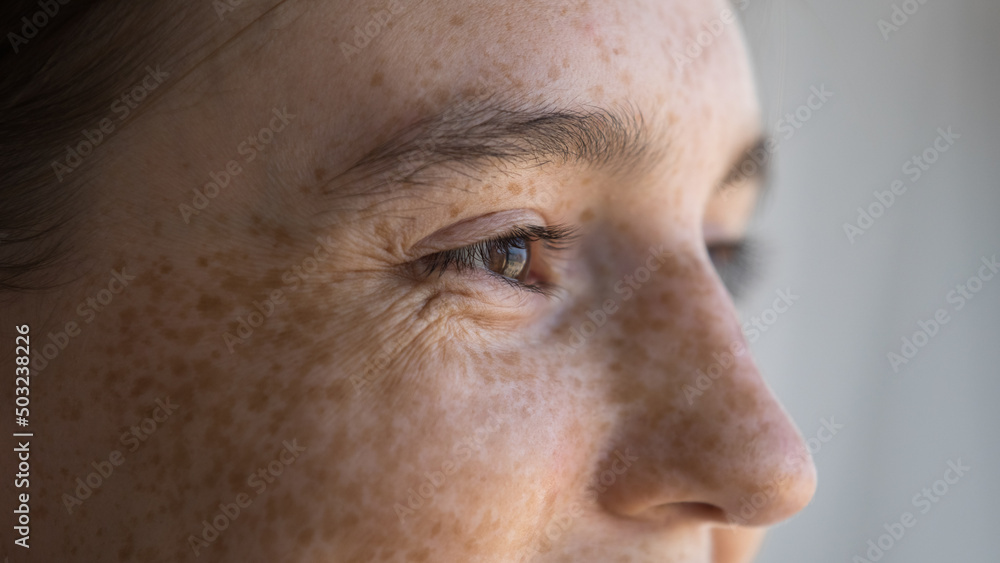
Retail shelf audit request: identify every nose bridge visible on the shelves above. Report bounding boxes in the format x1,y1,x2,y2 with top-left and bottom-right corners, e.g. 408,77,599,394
594,246,816,527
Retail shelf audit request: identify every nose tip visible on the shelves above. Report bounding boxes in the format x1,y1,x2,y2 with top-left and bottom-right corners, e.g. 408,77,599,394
596,408,817,529
595,346,818,529
717,431,818,527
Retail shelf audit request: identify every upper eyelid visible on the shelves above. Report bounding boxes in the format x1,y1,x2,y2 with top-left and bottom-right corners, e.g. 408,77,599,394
406,210,551,258
424,225,575,270
420,222,578,258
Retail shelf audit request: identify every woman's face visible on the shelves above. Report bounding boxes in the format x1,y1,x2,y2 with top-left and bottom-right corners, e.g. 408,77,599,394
22,0,815,561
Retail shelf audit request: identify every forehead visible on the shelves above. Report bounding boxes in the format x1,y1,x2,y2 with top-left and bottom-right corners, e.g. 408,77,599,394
165,0,760,206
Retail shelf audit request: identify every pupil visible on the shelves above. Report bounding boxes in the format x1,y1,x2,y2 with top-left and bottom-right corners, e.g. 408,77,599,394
489,239,529,282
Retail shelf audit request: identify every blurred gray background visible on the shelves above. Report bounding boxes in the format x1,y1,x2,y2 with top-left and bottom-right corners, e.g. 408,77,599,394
736,0,1000,561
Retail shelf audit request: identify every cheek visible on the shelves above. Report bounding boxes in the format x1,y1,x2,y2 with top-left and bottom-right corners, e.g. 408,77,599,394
312,340,591,558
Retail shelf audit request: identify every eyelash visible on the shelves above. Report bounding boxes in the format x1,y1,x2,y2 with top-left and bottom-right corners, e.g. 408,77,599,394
419,227,760,299
419,224,578,296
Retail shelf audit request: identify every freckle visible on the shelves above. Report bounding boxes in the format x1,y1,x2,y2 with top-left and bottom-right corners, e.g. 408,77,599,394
119,306,137,325
449,15,464,26
370,72,383,87
196,256,209,268
182,326,204,345
196,294,226,319
159,263,173,275
221,273,251,293
448,204,461,218
103,368,120,386
152,221,162,236
430,59,442,70
562,57,570,69
130,376,153,398
507,182,522,195
314,167,326,181
169,357,187,375
548,65,561,80
580,208,595,223
273,225,293,247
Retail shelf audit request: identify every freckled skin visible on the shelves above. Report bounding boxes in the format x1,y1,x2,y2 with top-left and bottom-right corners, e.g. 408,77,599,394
2,1,815,562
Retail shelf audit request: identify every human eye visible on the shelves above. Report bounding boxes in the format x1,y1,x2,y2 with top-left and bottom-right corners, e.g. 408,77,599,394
417,224,577,296
707,237,762,300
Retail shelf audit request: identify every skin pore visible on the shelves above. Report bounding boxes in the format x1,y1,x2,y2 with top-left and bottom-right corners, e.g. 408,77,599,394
4,0,816,561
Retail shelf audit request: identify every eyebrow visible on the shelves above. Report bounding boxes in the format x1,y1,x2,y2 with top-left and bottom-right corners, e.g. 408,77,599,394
331,94,767,197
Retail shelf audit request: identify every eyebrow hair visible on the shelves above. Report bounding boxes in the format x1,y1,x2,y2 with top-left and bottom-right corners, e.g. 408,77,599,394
330,95,658,193
329,94,767,198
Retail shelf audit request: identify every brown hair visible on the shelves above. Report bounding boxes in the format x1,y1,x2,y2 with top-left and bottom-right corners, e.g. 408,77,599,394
0,1,223,293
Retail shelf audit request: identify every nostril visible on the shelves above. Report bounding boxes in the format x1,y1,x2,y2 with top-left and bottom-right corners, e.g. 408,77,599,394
637,502,730,526
673,502,728,524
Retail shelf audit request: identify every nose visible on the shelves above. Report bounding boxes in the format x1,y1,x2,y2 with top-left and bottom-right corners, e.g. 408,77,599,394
594,244,816,528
